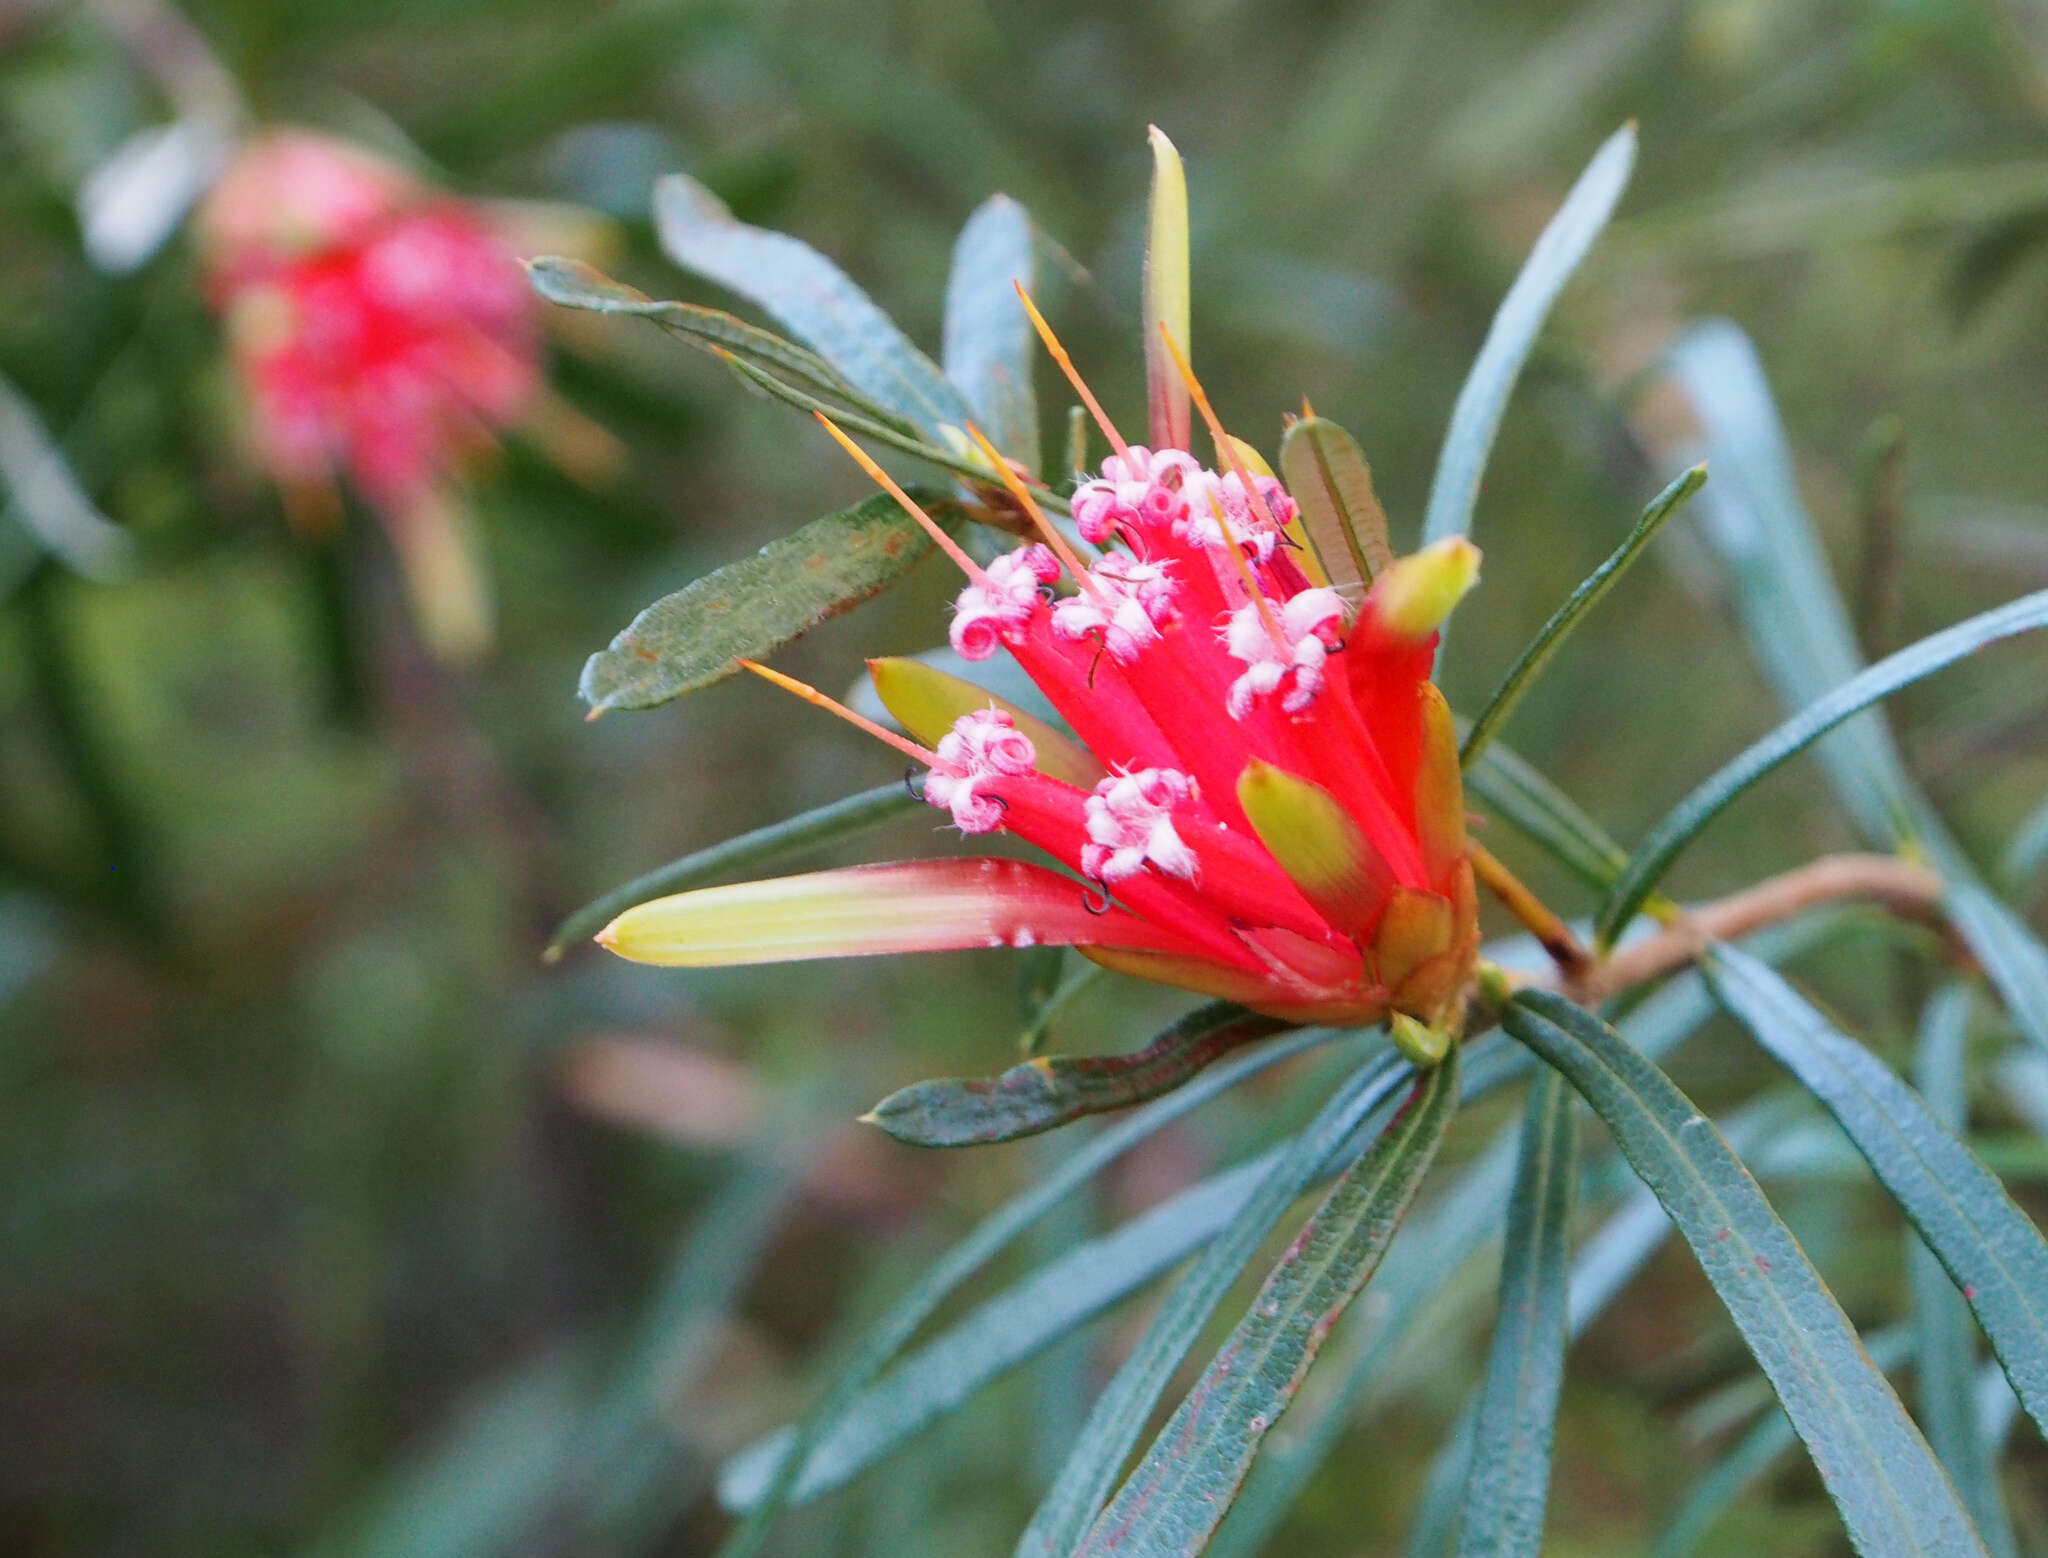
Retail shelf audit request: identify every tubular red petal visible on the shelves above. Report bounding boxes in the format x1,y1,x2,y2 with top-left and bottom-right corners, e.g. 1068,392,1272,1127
595,858,1217,966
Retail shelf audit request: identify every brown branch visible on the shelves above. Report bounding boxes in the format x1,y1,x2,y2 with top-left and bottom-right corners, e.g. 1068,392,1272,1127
1562,852,1945,1005
1470,842,1594,982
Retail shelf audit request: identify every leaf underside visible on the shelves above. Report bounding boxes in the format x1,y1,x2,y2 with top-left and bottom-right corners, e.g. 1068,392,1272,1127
579,490,960,713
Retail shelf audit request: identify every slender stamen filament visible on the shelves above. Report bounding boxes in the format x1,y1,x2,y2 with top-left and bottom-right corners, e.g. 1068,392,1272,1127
739,658,941,767
1014,284,1133,468
1208,489,1289,652
962,422,1107,604
1158,325,1285,538
812,412,987,581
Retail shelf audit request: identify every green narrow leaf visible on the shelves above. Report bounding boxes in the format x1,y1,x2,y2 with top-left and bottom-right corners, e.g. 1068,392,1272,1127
734,918,1857,1539
1018,959,1106,1057
1015,942,1068,1027
735,964,1803,1524
1502,989,1990,1558
717,1024,1347,1548
1422,124,1636,548
1596,589,2048,946
865,1003,1289,1147
305,1347,592,1558
1023,1130,1101,1487
2002,794,2048,892
1463,736,1632,893
1460,467,1705,768
1016,1052,1416,1558
546,785,917,959
1412,1084,1864,1558
1705,945,2048,1442
0,370,136,582
653,174,975,440
1210,934,1842,1558
1908,984,2021,1558
1945,882,2048,1057
1659,319,1922,846
719,1150,1284,1513
1408,1176,1679,1558
1278,415,1395,593
1212,1108,1516,1558
525,255,885,422
1647,1328,1915,1558
712,347,1002,487
1077,1051,1460,1555
578,490,964,714
1657,325,2048,1059
943,194,1040,469
1454,1066,1577,1558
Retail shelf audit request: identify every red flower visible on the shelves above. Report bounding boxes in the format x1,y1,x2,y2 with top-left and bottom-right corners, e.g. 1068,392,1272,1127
601,403,1482,1031
198,130,540,659
599,132,1483,1032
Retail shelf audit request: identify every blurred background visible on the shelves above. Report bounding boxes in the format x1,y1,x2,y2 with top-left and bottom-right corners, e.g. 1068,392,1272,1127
5,0,2048,1553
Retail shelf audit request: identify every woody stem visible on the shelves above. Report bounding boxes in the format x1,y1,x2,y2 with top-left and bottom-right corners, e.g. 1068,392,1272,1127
1568,851,1945,1004
1470,842,1595,982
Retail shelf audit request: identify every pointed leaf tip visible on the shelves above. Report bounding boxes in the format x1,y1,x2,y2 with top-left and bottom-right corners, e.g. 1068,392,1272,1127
1279,415,1393,594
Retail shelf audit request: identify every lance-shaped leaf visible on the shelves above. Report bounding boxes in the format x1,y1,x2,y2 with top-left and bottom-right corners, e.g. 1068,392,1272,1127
1423,123,1636,548
1408,1180,1683,1558
546,784,918,959
1017,1052,1416,1557
653,174,974,440
2004,795,2048,892
1704,944,2048,1442
1945,883,2048,1058
1656,323,2048,1053
1460,465,1706,767
721,1026,1349,1553
1463,737,1632,892
1597,588,2048,946
721,1148,1283,1513
597,859,1214,966
1454,1065,1577,1558
1211,1104,1518,1558
1407,1092,1828,1558
1502,989,1989,1558
0,371,135,582
526,255,885,422
1908,984,2021,1558
1209,928,1856,1558
1660,319,1923,846
1143,126,1192,452
868,655,1103,790
1078,1050,1458,1555
1647,1328,1916,1558
943,195,1040,468
865,1002,1289,1147
579,490,963,713
1278,415,1394,595
712,347,1000,487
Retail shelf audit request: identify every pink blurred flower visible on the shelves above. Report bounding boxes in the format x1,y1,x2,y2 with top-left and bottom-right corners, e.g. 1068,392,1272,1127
198,129,542,660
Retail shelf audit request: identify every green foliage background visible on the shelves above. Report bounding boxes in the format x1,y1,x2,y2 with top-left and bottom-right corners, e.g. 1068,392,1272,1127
4,0,2048,1553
